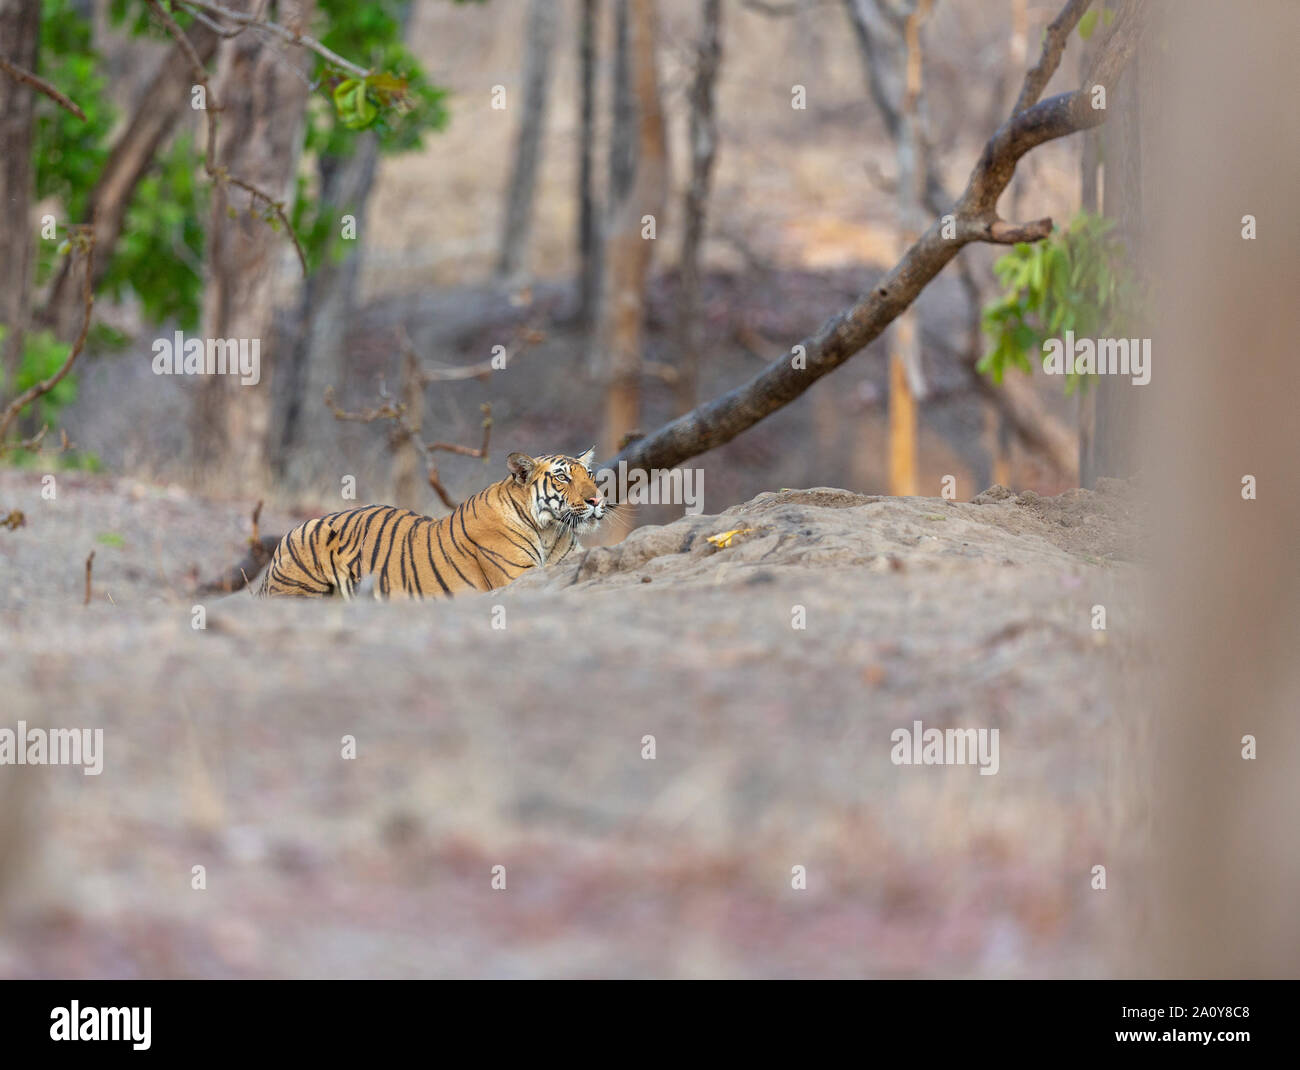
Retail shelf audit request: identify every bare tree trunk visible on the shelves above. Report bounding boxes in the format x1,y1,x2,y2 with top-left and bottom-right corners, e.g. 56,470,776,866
577,0,601,327
676,0,728,416
190,0,315,491
38,20,219,341
497,0,559,280
1081,58,1144,487
595,0,667,458
0,0,40,399
890,0,932,496
607,0,1140,475
391,341,424,510
1138,0,1300,977
673,0,722,415
271,132,380,486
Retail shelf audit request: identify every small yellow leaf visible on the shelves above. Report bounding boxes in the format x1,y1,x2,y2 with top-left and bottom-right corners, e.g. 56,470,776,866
706,528,751,549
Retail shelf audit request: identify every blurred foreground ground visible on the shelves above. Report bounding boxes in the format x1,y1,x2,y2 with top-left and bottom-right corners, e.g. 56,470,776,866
0,469,1145,977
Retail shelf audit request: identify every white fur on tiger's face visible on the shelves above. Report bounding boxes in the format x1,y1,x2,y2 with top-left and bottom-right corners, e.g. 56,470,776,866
257,448,610,600
516,447,607,536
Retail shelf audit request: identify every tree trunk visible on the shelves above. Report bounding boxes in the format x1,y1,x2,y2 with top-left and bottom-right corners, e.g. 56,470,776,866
0,0,40,400
595,0,667,458
270,132,380,487
190,0,315,491
673,0,722,415
576,0,601,328
1138,0,1300,977
39,20,219,341
1080,43,1144,487
888,0,932,496
391,340,424,510
496,0,559,280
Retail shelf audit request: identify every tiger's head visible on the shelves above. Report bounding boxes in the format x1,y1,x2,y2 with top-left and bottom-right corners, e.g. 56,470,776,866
507,448,607,534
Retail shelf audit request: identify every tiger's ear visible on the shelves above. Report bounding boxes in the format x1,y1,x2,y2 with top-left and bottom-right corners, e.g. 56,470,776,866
577,446,596,468
507,452,536,484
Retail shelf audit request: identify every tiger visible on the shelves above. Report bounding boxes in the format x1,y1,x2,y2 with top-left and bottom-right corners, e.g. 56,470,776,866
257,448,608,600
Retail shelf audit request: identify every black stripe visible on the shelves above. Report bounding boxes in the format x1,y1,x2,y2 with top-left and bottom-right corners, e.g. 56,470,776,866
423,520,454,595
282,528,320,585
306,522,325,575
270,571,330,595
436,518,475,588
367,508,402,573
506,489,540,532
378,513,410,589
334,506,374,547
353,505,390,556
458,508,529,576
404,523,423,597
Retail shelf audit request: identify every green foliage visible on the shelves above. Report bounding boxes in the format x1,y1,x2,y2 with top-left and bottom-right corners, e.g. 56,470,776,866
30,0,456,349
4,443,103,471
34,0,116,234
99,134,208,329
1078,5,1117,41
296,0,452,269
978,213,1134,395
0,325,77,425
310,0,449,154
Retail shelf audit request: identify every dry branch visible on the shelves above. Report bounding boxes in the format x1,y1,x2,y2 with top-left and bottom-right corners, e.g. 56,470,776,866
38,18,220,339
83,550,94,606
415,325,546,383
1012,0,1091,115
146,0,319,276
175,0,370,79
608,0,1141,477
324,375,493,511
195,499,280,595
0,55,86,119
0,231,94,447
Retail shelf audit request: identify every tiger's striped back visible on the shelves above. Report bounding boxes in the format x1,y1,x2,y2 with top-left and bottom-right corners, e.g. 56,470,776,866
258,449,608,600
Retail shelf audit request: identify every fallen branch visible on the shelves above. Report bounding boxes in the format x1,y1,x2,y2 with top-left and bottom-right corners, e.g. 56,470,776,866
608,0,1141,476
83,550,94,606
0,55,86,119
0,230,94,447
195,499,280,595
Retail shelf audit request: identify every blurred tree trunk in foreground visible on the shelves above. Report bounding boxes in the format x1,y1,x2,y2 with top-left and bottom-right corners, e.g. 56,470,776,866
673,0,722,415
1133,0,1300,979
497,0,558,280
594,0,666,458
0,0,39,397
191,0,316,491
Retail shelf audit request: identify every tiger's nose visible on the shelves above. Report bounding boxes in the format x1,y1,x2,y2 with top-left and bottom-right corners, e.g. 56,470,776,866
586,494,603,508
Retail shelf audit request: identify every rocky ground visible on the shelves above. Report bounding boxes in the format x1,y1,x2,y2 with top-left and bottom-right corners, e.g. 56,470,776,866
0,468,1148,977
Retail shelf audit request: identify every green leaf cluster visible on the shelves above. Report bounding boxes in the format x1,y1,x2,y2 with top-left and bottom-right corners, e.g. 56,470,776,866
978,212,1135,395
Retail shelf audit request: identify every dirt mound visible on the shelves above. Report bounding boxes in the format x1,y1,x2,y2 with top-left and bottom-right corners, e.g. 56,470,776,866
513,482,1139,594
0,471,1143,978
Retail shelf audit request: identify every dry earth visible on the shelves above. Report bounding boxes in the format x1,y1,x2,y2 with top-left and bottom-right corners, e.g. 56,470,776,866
0,469,1147,977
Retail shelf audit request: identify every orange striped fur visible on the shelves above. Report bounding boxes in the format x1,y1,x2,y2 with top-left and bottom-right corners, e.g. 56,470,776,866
259,449,608,600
